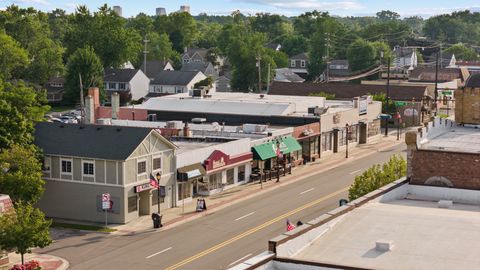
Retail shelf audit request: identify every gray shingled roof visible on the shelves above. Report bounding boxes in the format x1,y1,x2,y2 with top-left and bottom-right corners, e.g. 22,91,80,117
104,68,139,82
34,122,153,160
151,70,201,86
140,60,171,79
181,62,208,72
290,53,309,60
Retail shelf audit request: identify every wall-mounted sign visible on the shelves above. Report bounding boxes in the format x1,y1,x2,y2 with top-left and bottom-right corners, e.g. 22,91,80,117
204,150,230,171
333,113,341,124
359,97,368,115
135,183,153,193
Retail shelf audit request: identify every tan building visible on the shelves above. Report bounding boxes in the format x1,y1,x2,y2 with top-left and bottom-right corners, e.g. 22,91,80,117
34,122,177,224
455,73,480,125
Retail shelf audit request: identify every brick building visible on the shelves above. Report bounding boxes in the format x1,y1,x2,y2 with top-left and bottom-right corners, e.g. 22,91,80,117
456,73,480,125
405,117,480,189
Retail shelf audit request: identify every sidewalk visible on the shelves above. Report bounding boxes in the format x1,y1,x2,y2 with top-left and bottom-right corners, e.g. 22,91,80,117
111,135,405,235
4,253,68,270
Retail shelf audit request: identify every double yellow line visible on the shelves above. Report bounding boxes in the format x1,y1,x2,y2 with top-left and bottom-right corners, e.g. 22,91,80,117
165,186,349,270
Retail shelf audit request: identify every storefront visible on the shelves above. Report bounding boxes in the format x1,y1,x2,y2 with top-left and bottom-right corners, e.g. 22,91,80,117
198,150,252,195
293,123,321,163
251,136,302,180
177,163,206,204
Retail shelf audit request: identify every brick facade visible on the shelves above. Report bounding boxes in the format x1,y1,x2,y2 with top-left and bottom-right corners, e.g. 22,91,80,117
410,149,480,190
455,87,480,125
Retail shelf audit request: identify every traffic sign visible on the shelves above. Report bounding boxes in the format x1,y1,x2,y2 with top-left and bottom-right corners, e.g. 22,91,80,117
102,193,110,202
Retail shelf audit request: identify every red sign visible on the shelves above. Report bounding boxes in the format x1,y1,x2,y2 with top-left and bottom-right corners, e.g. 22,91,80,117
0,196,13,214
204,150,252,171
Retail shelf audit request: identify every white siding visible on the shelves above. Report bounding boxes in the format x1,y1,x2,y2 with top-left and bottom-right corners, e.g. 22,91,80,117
130,70,150,100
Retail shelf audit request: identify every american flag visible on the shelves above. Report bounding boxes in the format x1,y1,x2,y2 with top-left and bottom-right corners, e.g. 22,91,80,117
150,174,159,189
286,219,296,232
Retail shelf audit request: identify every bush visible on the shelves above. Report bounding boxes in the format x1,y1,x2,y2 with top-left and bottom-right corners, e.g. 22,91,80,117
348,155,406,201
10,260,41,270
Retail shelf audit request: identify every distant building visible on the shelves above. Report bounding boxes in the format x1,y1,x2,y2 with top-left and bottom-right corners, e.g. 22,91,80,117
455,73,480,125
140,60,174,80
0,194,13,267
104,68,150,101
148,70,208,95
393,45,418,70
327,59,350,77
179,5,190,13
113,6,122,17
182,48,209,65
44,76,65,103
274,68,305,83
181,61,218,79
156,7,166,16
288,53,309,78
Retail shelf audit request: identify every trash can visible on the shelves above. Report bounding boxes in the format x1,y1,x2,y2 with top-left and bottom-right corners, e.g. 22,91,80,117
151,213,162,228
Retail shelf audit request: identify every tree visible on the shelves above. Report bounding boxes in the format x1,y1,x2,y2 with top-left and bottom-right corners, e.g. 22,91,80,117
0,145,45,204
0,79,49,149
348,155,406,201
309,92,336,100
0,202,52,265
154,12,198,53
271,50,289,68
444,43,479,61
347,38,376,71
376,10,400,21
0,32,29,80
193,76,213,89
23,37,64,84
64,46,104,104
280,34,308,57
250,13,291,41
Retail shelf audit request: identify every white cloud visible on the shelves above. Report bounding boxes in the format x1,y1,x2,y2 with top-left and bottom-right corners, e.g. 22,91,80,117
13,0,51,6
64,2,78,12
238,0,364,11
399,6,480,18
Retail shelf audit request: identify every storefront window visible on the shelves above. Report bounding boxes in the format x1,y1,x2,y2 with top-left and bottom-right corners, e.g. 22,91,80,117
238,165,246,181
128,196,137,213
209,173,222,190
338,129,346,146
178,183,191,200
322,132,332,152
368,120,381,137
152,190,165,205
226,169,234,185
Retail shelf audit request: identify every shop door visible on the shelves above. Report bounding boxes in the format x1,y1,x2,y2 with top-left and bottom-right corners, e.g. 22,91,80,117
333,131,339,153
359,123,367,144
138,191,151,216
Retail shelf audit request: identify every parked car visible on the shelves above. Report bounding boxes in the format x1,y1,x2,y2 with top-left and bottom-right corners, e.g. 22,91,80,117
59,115,78,124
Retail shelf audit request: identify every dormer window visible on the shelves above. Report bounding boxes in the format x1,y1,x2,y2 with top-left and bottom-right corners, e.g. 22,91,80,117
291,60,296,67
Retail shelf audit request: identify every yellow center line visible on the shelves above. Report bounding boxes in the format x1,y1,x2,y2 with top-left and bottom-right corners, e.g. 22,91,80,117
165,186,349,270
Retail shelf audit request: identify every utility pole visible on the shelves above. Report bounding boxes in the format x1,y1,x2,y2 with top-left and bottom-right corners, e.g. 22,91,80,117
256,52,262,92
385,56,391,136
143,34,149,75
78,73,85,127
266,63,270,93
325,33,330,83
434,50,439,116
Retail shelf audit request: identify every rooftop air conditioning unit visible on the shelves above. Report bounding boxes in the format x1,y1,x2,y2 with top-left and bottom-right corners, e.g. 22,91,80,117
147,114,157,122
308,106,321,116
192,89,206,98
255,125,268,132
192,118,207,124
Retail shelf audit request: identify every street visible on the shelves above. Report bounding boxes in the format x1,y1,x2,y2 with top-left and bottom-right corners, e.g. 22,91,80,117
37,143,405,270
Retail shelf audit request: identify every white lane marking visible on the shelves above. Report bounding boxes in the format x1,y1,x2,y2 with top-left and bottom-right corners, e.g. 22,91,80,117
145,247,172,259
228,253,253,266
349,169,361,175
235,211,255,221
300,188,314,195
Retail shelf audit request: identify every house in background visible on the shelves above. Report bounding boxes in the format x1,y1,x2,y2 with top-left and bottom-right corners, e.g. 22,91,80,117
34,122,177,224
104,68,150,101
181,61,218,80
182,48,209,65
425,52,456,68
266,43,282,51
393,45,418,70
327,60,350,77
140,60,174,80
288,52,309,78
148,70,208,95
44,76,65,103
216,72,232,92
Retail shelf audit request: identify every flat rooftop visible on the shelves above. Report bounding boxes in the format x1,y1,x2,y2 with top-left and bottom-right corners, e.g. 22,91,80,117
136,92,325,116
293,194,480,270
420,125,480,153
171,139,223,154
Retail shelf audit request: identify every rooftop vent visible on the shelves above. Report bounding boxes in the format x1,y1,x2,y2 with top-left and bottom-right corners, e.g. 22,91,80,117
192,118,207,124
376,240,394,252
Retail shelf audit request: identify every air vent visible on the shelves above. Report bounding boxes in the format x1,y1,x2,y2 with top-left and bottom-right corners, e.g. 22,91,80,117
438,200,453,209
376,240,393,252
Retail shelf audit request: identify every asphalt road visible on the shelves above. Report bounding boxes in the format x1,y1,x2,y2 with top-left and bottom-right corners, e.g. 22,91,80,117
38,143,405,270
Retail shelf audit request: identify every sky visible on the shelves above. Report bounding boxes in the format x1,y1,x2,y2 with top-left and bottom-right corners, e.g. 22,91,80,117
1,0,480,18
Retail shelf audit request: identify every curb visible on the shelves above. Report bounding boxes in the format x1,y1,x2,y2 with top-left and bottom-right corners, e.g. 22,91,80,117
119,139,404,235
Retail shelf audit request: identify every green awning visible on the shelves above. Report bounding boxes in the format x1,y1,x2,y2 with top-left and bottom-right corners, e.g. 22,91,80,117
280,136,302,154
252,136,302,160
252,142,276,161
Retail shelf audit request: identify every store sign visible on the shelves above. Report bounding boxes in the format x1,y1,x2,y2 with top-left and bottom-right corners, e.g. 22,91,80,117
187,169,202,178
135,183,153,193
204,150,231,171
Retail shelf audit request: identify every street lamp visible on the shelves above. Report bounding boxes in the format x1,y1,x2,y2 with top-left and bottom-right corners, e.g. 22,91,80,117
345,124,351,158
155,172,161,215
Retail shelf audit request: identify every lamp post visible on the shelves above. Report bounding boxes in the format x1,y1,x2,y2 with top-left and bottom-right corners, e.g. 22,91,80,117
155,172,161,214
345,124,350,158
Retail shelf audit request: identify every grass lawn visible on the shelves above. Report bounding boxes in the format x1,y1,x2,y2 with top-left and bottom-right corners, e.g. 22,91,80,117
49,105,76,113
51,222,117,233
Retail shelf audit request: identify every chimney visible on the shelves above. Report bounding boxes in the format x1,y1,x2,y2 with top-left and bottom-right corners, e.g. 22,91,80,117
88,87,100,110
111,92,120,119
183,122,190,137
85,95,95,124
